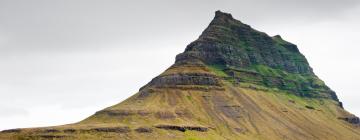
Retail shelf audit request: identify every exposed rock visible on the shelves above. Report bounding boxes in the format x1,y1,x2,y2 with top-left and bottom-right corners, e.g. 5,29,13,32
176,13,314,75
148,73,221,88
90,127,130,133
137,88,155,99
172,11,341,101
1,129,21,133
95,109,150,117
305,105,315,110
155,125,208,132
135,127,153,133
339,102,344,109
96,110,135,116
339,116,360,125
23,135,69,139
63,129,76,133
42,129,61,133
37,135,67,139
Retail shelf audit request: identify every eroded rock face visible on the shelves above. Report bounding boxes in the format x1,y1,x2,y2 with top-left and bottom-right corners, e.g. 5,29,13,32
147,73,222,87
35,135,67,139
63,129,76,133
40,129,61,133
155,125,208,132
95,109,151,117
339,116,360,125
135,127,153,133
176,11,313,75
95,109,192,120
90,127,131,133
1,129,21,133
173,11,339,101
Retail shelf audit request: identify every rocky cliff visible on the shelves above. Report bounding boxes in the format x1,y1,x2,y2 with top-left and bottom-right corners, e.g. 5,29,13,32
176,11,338,100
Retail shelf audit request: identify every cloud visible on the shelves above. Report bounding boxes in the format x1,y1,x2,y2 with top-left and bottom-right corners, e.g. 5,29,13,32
0,106,29,118
0,0,359,52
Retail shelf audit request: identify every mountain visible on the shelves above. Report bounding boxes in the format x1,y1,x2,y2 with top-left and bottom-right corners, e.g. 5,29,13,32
1,11,360,140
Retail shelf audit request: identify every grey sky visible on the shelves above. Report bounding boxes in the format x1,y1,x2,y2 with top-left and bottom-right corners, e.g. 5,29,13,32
0,0,359,130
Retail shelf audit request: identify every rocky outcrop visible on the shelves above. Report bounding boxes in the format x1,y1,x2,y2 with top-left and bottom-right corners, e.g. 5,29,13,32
173,11,339,101
339,115,360,125
176,11,313,75
155,125,208,132
63,129,76,133
35,135,68,139
1,129,21,133
97,110,136,116
135,127,153,133
39,129,61,133
95,109,192,120
146,73,222,88
95,109,151,117
89,127,131,133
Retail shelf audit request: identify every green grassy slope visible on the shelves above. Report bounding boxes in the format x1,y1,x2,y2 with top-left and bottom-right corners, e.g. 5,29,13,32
1,62,359,140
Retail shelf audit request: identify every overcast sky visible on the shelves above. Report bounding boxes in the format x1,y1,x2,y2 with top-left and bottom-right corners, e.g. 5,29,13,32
0,0,359,130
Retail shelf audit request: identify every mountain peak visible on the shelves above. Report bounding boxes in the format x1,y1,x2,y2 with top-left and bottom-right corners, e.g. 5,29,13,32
209,10,244,28
176,11,340,101
180,11,311,74
273,35,282,39
214,10,234,20
1,11,358,140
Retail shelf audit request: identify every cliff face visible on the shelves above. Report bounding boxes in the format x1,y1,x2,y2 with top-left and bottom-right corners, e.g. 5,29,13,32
176,11,338,101
1,11,359,140
179,11,312,74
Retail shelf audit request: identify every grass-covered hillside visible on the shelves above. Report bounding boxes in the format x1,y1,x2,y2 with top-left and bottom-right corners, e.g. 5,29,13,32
1,11,359,140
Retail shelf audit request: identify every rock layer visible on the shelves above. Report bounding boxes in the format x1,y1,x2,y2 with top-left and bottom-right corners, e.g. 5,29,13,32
176,10,338,101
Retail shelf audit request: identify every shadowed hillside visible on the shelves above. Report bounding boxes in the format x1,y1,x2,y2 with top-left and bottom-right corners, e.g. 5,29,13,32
1,11,359,140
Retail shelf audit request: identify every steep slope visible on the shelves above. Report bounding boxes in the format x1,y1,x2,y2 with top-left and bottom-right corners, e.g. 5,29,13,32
1,11,359,140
